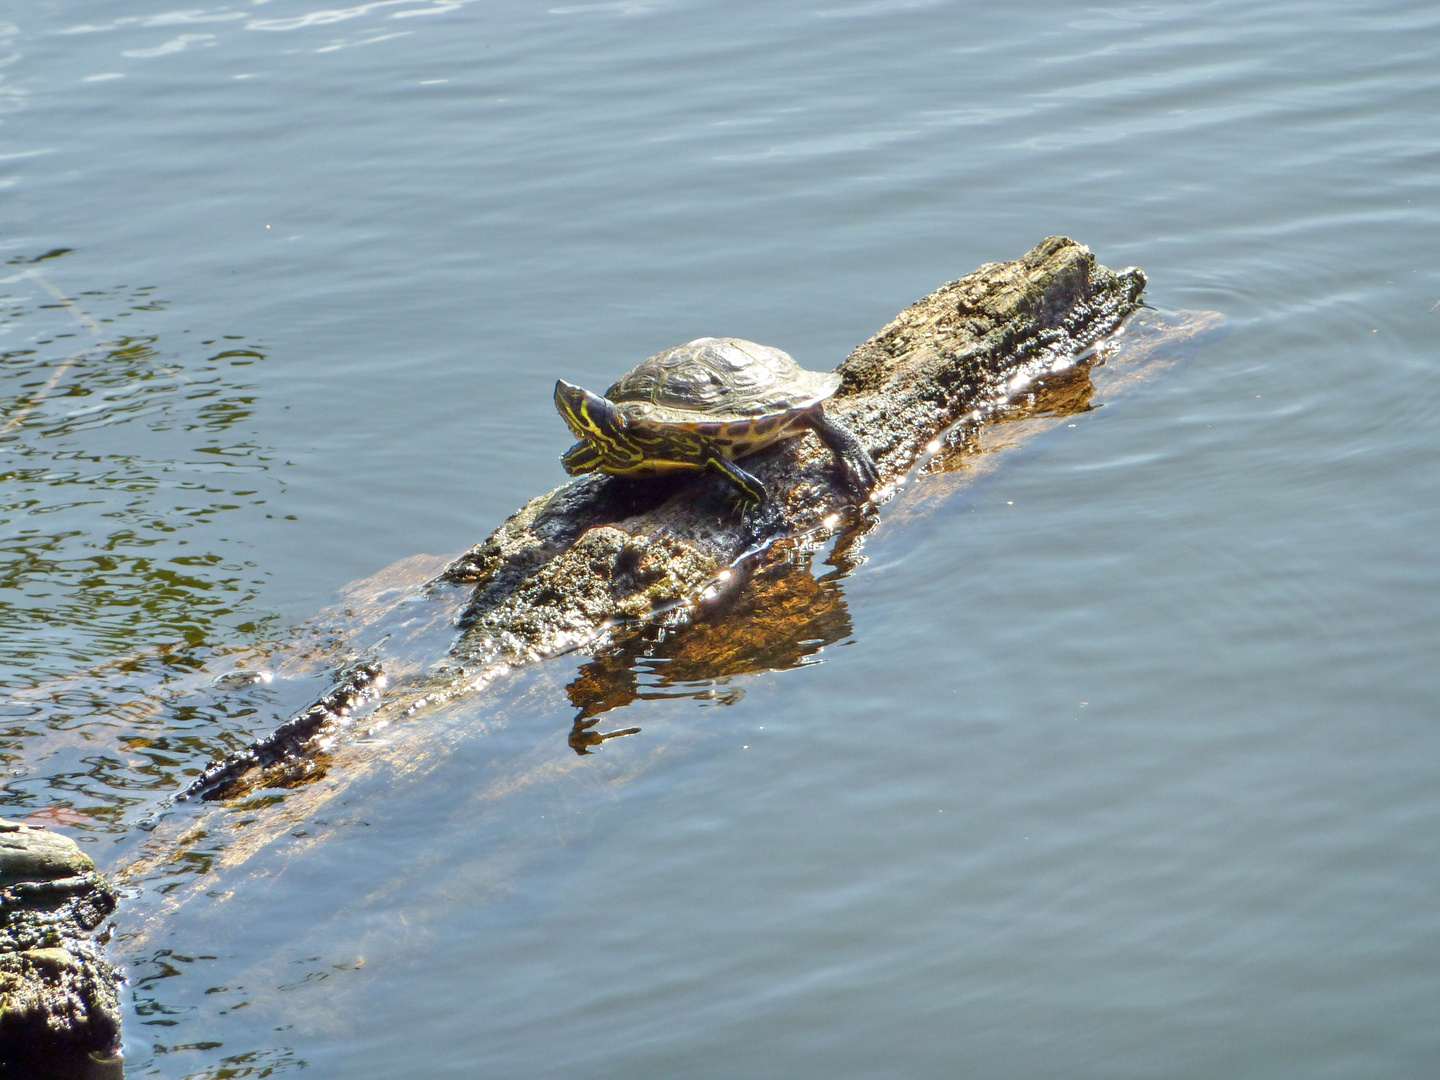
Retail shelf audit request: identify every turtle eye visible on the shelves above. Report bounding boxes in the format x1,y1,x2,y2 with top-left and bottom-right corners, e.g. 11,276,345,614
583,393,626,440
555,381,617,441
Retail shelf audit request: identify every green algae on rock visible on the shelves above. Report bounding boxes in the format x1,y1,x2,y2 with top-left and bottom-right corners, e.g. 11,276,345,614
1,821,122,1078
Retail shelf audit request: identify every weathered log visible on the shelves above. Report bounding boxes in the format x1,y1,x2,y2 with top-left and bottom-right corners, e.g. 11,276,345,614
174,236,1144,800
117,271,1228,972
0,822,123,1080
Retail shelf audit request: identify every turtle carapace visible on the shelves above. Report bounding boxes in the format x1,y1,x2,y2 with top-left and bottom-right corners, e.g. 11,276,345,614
554,337,878,509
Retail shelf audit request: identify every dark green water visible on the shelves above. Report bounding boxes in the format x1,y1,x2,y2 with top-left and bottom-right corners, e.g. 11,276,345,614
2,1,1438,1076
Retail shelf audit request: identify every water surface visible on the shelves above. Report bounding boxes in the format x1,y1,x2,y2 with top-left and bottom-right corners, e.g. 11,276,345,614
2,1,1438,1077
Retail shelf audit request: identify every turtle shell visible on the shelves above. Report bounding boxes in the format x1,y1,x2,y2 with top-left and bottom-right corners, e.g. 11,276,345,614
606,337,840,426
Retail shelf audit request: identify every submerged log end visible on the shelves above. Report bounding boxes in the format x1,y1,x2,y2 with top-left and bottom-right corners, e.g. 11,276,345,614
176,661,387,803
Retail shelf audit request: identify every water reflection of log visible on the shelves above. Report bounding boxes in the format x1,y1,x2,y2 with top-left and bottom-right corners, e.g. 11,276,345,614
922,345,1100,473
566,556,850,751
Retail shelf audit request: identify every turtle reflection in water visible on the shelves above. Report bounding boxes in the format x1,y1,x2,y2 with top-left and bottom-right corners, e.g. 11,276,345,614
554,337,879,511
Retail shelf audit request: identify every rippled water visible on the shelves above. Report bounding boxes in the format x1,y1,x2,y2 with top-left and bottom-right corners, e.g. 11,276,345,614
3,1,1438,1077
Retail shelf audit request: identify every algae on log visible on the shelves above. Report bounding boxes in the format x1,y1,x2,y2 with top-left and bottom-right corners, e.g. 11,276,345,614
179,236,1145,802
0,822,123,1079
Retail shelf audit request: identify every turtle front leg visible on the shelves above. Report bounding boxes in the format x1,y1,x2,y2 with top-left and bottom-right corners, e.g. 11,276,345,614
704,453,768,512
807,405,879,494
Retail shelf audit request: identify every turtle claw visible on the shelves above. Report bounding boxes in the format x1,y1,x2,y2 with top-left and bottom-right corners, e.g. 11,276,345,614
705,454,768,519
845,446,880,495
721,487,765,523
808,406,879,500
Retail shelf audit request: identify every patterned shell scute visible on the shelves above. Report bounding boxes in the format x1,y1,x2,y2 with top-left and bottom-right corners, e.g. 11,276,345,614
606,337,841,425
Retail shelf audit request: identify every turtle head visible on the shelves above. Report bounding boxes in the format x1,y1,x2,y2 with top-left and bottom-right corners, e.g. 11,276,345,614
555,380,633,476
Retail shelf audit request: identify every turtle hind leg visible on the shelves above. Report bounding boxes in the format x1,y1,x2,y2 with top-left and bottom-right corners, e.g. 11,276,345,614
704,453,767,513
807,406,879,494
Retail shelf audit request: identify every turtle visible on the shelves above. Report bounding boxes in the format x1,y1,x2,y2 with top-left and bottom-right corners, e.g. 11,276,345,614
554,336,878,509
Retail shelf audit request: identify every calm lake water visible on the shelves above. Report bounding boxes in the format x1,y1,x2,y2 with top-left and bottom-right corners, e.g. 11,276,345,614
3,1,1439,1076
